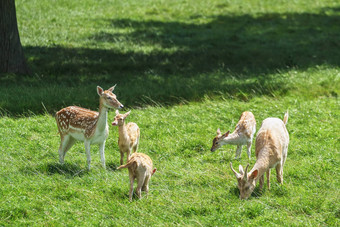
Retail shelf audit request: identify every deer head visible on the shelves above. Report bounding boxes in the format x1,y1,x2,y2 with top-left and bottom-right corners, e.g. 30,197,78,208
111,110,131,126
230,162,258,199
210,128,230,152
97,85,124,109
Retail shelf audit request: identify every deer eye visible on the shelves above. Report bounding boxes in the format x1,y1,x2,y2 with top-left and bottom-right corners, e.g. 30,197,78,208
215,142,218,145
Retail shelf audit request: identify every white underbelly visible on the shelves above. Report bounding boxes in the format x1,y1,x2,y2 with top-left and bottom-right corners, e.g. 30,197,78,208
69,131,86,142
90,132,108,144
68,127,108,144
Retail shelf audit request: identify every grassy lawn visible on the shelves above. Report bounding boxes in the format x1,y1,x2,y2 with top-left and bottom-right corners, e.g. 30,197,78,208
0,0,339,225
0,95,339,225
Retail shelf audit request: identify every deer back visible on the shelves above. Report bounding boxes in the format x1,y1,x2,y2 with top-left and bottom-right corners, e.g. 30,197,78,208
234,111,256,138
56,106,99,138
255,117,289,165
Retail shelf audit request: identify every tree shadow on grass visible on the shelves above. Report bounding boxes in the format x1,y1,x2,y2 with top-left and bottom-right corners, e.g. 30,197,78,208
2,7,340,115
22,8,340,78
107,162,120,172
21,163,88,178
229,185,264,199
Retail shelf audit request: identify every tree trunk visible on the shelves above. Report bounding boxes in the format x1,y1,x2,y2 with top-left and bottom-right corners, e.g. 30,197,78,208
0,0,30,74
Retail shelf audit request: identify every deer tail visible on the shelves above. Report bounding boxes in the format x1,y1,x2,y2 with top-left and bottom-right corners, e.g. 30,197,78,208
283,111,289,125
117,158,136,170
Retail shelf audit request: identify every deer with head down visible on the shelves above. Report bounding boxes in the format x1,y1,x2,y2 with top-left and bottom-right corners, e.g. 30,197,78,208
230,112,289,199
211,111,256,159
55,85,123,170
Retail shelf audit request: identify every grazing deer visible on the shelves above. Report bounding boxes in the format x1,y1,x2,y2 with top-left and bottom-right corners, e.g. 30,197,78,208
55,85,124,170
230,112,289,199
117,152,156,201
111,110,140,165
210,111,256,159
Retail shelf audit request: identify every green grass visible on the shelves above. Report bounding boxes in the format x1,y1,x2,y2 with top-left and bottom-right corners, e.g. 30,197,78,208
0,96,339,225
0,0,340,225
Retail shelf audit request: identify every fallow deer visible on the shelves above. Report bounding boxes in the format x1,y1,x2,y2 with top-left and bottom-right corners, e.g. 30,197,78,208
55,85,123,170
111,110,140,165
210,111,256,159
117,152,156,201
230,112,289,199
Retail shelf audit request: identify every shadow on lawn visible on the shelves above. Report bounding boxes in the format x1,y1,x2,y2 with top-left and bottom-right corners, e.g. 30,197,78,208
21,163,88,178
229,184,264,199
1,7,340,114
23,8,340,78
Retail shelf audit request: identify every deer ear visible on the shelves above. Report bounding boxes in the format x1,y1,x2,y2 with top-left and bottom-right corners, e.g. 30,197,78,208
222,131,230,138
230,162,242,179
249,169,258,180
239,165,244,175
152,168,157,175
115,110,119,115
124,110,131,118
108,84,117,92
97,86,104,96
216,128,221,135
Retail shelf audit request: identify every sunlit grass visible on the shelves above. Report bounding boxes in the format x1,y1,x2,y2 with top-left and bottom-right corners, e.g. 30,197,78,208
0,95,339,225
0,0,339,225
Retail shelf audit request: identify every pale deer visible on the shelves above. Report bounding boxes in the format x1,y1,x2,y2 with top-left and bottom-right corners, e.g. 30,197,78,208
230,112,289,199
117,152,156,201
55,85,123,170
210,111,256,159
111,110,140,165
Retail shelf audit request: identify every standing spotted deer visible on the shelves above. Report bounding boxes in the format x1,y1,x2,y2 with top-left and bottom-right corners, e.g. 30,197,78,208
55,85,123,170
230,112,289,199
117,153,156,201
111,110,140,165
210,111,256,159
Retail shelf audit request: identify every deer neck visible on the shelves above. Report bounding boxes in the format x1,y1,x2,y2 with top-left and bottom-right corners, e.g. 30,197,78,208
96,101,109,132
222,132,241,145
118,123,130,143
250,148,271,183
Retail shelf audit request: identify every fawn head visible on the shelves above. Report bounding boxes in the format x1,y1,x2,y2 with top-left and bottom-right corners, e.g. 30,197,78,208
97,85,124,109
112,110,131,126
210,128,230,152
230,162,258,199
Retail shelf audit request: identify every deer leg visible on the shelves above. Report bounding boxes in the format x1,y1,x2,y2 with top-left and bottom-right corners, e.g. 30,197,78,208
58,135,72,164
266,169,271,190
99,141,106,169
276,164,283,184
282,147,288,167
136,174,146,199
129,172,134,202
126,149,131,163
63,137,76,160
120,150,124,165
133,139,139,153
58,136,65,165
84,140,91,170
246,141,252,160
235,145,242,159
142,175,150,197
132,144,137,153
259,174,264,191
